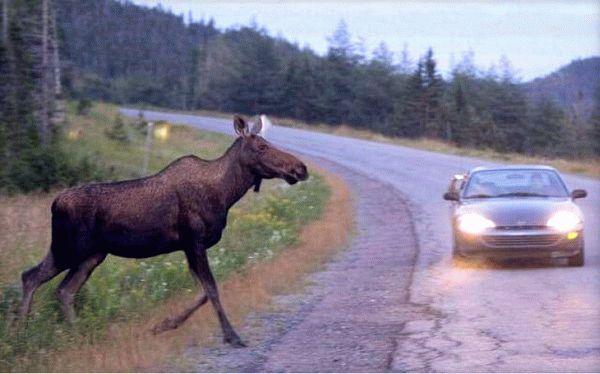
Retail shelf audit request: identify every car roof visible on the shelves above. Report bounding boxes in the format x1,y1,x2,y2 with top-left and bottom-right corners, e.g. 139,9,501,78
469,165,558,174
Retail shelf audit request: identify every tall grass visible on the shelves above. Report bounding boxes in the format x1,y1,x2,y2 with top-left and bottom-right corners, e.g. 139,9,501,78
64,102,230,180
0,103,331,371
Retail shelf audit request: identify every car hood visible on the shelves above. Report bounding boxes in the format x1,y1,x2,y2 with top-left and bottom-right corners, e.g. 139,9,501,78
457,198,582,227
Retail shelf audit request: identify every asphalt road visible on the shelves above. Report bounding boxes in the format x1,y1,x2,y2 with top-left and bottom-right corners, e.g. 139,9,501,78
121,108,600,372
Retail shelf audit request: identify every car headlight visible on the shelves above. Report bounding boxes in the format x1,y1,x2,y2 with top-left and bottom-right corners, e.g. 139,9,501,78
458,213,495,234
547,211,581,232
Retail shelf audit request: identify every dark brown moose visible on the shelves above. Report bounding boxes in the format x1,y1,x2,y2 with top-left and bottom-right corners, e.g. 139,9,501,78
19,115,308,347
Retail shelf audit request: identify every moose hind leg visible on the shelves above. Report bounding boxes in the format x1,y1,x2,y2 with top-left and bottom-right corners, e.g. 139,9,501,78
189,248,246,348
56,253,106,323
20,252,63,318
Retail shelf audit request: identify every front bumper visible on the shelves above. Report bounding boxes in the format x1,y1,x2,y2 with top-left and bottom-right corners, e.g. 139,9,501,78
455,228,583,260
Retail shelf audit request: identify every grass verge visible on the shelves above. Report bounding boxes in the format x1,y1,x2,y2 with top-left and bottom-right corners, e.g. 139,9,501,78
0,103,352,371
41,164,352,372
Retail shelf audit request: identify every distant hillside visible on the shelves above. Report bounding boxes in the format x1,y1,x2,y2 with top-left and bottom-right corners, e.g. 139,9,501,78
48,0,598,157
523,57,600,120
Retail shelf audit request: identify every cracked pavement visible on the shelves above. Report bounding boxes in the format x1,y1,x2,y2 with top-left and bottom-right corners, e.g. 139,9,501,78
123,109,600,372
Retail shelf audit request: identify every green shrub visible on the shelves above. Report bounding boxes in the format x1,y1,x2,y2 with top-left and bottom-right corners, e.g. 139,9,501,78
104,115,130,143
0,119,111,195
76,98,92,115
2,143,111,194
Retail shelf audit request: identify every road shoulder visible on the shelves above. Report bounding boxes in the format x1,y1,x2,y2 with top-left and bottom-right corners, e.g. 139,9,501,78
180,158,425,372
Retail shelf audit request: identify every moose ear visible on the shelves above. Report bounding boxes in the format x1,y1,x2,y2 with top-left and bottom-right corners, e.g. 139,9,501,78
250,114,272,137
250,117,262,135
233,115,249,137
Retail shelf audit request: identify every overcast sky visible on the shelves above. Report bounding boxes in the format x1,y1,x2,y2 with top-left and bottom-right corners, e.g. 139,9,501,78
131,1,599,81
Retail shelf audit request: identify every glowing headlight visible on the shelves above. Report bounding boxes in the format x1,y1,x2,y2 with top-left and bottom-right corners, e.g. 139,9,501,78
458,213,495,234
547,211,580,232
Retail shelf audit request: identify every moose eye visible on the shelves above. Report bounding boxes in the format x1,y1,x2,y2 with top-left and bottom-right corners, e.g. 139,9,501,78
258,143,268,152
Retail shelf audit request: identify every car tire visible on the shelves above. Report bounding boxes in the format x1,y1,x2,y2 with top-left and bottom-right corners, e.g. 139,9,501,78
568,247,584,267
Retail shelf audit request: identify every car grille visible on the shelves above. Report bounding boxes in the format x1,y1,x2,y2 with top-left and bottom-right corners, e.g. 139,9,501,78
482,234,562,248
495,225,546,231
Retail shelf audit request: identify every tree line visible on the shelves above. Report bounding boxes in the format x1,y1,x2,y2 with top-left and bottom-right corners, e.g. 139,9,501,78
1,0,599,192
54,1,598,157
0,0,106,193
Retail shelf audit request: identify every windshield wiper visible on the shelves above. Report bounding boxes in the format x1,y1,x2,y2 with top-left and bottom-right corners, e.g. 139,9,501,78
465,194,495,198
496,192,548,197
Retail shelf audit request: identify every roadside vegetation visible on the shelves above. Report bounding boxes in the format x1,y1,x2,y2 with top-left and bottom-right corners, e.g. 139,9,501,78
0,103,334,372
272,117,600,179
3,0,598,193
50,0,599,161
133,105,600,179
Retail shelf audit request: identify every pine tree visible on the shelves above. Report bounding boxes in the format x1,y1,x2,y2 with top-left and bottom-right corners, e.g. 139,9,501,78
352,42,395,131
526,97,565,155
326,20,356,63
451,79,471,145
390,61,424,137
105,114,129,143
422,48,444,138
322,19,361,124
0,0,77,193
279,53,322,121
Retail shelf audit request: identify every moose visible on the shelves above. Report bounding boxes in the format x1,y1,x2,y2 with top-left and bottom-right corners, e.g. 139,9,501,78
19,115,308,347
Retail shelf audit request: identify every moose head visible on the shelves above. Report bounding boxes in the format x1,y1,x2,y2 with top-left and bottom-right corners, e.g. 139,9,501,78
233,115,308,192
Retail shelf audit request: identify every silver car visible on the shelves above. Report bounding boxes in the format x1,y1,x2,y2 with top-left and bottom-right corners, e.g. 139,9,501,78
443,165,587,266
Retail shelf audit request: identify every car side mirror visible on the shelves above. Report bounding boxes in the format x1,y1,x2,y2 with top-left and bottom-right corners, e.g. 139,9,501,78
443,191,459,201
571,189,587,199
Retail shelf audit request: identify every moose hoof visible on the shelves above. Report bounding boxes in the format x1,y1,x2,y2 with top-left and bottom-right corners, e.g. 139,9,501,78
224,335,246,348
152,318,179,335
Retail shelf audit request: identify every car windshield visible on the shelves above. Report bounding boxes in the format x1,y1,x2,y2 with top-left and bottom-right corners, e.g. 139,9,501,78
463,169,569,199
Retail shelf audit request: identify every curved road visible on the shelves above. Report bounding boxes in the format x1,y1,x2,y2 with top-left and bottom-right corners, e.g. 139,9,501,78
122,109,600,372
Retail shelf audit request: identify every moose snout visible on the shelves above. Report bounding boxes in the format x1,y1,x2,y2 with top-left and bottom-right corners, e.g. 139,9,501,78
291,163,308,181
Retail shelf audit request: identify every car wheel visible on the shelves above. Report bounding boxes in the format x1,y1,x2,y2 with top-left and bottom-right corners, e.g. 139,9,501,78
568,247,584,267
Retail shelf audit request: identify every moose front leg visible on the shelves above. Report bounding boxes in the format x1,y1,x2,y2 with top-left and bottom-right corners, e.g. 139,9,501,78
152,245,211,335
152,293,209,335
187,245,246,348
